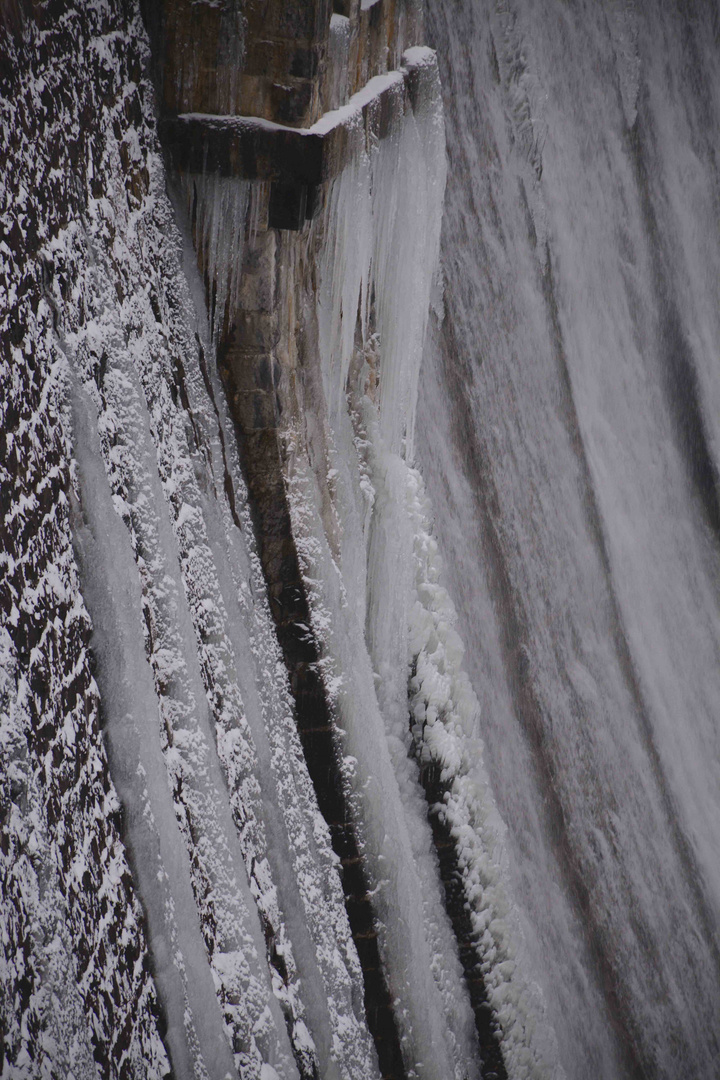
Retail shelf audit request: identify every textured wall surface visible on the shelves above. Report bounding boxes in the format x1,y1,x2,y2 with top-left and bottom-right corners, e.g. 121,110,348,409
0,4,170,1075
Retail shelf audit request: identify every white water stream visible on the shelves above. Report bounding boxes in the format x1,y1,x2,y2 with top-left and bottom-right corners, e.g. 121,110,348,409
418,2,720,1077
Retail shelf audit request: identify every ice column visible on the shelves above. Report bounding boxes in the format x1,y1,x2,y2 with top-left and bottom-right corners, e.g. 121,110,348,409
184,172,252,340
303,44,557,1080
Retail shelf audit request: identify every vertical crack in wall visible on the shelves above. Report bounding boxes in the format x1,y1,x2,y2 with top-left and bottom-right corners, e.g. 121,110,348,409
408,726,508,1080
222,354,408,1080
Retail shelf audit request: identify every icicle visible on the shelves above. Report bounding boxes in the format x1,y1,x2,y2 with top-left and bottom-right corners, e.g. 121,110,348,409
306,45,559,1080
317,49,446,462
184,171,251,340
248,181,269,248
317,117,373,433
371,50,446,459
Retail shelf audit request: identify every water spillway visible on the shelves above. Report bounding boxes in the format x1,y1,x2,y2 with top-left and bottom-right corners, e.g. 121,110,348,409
2,2,720,1080
419,2,720,1077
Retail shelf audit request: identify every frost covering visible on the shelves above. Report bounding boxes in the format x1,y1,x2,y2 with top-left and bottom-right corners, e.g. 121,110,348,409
0,8,169,1077
1,4,377,1079
1,4,567,1080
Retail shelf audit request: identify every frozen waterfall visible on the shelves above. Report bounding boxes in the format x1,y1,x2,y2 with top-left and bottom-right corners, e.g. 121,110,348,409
2,1,720,1079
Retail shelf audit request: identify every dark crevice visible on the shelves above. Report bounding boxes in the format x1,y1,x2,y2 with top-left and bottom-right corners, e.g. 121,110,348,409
410,736,507,1080
194,333,245,534
225,399,408,1080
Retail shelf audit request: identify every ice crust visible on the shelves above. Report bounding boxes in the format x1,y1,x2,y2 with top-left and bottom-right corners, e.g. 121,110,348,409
1,4,377,1079
1,4,564,1079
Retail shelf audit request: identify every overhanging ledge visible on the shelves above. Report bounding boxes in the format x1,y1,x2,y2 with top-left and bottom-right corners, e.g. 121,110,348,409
158,47,438,186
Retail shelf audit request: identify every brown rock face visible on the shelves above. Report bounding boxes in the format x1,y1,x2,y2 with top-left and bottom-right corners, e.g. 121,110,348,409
142,0,333,125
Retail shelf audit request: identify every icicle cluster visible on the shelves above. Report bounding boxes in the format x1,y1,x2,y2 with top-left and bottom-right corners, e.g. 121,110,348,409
184,172,252,341
317,48,446,460
284,43,562,1080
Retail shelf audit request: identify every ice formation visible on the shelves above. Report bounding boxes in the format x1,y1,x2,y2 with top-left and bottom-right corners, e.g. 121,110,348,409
185,173,252,341
285,44,559,1080
0,5,559,1079
8,0,719,1078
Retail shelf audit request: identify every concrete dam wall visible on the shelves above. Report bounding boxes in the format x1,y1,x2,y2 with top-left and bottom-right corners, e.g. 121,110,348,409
3,2,720,1080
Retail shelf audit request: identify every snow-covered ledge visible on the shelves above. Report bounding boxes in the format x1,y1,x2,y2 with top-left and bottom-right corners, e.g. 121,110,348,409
159,47,438,191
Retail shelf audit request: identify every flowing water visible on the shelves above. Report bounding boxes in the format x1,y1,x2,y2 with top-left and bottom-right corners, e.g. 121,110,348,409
419,2,720,1077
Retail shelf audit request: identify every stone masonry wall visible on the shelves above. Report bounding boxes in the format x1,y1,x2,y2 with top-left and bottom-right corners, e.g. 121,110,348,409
0,4,171,1076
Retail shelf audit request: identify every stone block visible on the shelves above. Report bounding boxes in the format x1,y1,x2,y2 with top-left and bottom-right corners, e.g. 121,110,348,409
270,79,315,127
276,0,333,42
228,310,279,352
238,230,276,311
225,351,274,393
161,115,326,184
150,0,245,114
238,74,275,123
232,388,276,431
244,39,322,81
